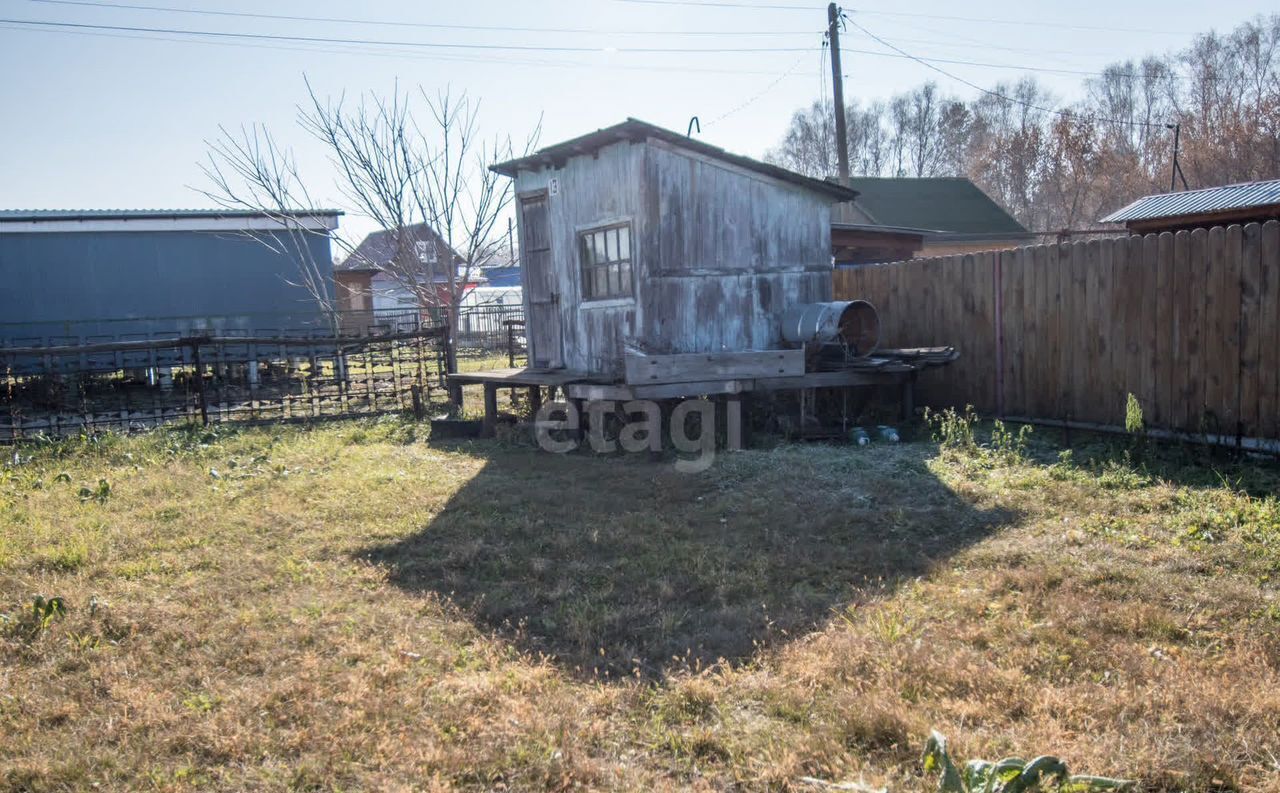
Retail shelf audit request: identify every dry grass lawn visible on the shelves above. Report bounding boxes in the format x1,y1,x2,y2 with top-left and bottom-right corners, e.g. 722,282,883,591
2,415,1279,792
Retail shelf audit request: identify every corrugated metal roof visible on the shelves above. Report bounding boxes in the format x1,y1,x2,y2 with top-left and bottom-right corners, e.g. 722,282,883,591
1100,179,1280,223
492,118,860,202
0,208,342,221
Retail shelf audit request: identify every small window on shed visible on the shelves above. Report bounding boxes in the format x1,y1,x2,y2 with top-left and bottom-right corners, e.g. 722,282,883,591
578,223,633,301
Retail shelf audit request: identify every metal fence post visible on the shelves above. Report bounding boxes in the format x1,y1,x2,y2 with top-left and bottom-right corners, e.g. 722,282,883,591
189,338,209,426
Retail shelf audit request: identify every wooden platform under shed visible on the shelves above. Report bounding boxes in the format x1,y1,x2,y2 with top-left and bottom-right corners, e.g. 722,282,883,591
447,365,918,438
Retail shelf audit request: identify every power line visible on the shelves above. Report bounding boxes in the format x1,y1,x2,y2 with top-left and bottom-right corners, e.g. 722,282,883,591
842,14,1167,129
841,45,1105,77
22,0,822,37
0,17,1114,77
0,21,818,76
616,0,1193,35
707,52,810,125
845,7,1191,36
615,0,820,9
0,18,822,52
850,28,1118,60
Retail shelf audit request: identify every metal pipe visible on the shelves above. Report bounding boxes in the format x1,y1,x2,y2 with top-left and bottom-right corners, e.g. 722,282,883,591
1002,415,1279,456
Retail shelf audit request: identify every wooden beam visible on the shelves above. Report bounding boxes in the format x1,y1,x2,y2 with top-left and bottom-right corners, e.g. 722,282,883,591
633,379,746,400
482,383,498,437
624,349,804,385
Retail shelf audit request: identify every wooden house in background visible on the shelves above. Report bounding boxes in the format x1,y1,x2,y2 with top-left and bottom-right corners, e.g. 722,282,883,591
333,221,481,333
490,118,858,379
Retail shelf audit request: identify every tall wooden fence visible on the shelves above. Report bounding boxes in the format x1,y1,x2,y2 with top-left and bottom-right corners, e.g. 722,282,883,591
834,221,1280,445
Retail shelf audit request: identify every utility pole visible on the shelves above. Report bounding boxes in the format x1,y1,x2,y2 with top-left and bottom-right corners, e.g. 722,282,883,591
828,3,850,184
1168,123,1181,192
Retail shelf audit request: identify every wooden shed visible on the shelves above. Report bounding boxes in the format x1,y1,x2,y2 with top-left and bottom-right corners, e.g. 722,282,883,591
490,119,859,379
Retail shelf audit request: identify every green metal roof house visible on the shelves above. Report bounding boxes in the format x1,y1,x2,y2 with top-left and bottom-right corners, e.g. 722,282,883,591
832,177,1032,264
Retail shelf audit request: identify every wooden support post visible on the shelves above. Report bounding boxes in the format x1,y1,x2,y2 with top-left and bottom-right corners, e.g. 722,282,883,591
410,384,426,420
528,386,542,416
901,372,916,422
726,392,749,450
482,383,499,437
571,398,587,444
190,340,209,426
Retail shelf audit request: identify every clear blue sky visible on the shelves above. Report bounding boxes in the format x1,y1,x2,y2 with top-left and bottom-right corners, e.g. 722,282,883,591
0,0,1271,246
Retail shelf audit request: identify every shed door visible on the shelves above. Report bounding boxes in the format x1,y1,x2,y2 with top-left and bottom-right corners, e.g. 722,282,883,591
520,193,563,368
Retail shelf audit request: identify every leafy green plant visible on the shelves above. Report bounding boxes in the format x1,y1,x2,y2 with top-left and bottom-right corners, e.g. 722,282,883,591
990,420,1033,465
923,731,1132,793
78,478,112,503
926,409,1032,468
926,406,979,453
32,595,67,631
1124,394,1144,435
4,595,69,640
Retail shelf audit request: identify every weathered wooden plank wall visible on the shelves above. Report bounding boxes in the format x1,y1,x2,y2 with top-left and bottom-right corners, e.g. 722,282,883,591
833,221,1280,441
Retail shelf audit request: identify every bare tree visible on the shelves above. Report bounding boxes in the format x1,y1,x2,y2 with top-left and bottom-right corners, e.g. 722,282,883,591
200,124,342,331
204,78,539,377
765,99,890,178
765,100,839,177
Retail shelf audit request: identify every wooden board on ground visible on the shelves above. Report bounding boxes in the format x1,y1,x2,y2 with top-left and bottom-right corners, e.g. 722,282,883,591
623,349,804,385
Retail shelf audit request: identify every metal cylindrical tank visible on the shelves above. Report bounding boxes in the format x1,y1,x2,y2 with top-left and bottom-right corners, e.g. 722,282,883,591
780,300,880,356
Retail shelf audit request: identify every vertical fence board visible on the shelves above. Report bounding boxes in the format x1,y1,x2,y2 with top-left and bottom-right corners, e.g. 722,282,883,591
1082,240,1107,425
1032,244,1052,419
960,254,977,409
940,256,964,406
1205,226,1238,435
1171,230,1193,432
1184,228,1209,432
1019,246,1039,419
999,249,1022,416
885,264,903,345
1239,223,1263,439
977,252,997,413
1146,232,1167,424
1066,242,1087,422
1222,225,1245,438
1103,238,1122,425
1126,237,1146,424
1041,244,1060,421
1154,232,1175,429
1260,221,1280,440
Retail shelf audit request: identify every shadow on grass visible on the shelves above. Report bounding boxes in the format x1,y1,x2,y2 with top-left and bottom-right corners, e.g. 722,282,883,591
361,441,1014,678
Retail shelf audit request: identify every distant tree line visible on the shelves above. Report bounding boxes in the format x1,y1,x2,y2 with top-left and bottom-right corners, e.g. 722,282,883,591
766,14,1280,231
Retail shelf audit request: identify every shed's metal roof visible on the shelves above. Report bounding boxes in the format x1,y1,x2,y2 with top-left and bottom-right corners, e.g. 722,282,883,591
491,118,859,202
0,208,342,222
1100,179,1280,223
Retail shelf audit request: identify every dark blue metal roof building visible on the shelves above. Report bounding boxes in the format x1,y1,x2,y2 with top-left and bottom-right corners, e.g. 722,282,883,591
479,265,522,288
0,209,341,345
